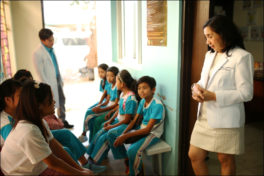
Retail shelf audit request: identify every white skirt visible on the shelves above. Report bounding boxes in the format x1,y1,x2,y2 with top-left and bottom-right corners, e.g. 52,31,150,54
190,113,244,155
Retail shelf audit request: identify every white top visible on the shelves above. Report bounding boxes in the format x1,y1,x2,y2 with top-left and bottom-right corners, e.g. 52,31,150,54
1,119,53,175
196,48,254,128
201,52,224,117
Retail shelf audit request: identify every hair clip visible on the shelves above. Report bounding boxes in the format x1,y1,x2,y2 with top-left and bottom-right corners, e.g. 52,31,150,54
34,82,40,89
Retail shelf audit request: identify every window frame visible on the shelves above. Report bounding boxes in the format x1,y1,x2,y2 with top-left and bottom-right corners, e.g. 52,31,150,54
116,1,142,65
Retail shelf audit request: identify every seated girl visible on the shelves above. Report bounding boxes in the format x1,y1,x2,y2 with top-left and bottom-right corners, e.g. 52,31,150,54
87,70,138,164
78,63,109,142
1,80,93,175
13,69,64,130
79,66,120,143
11,70,106,173
111,76,165,176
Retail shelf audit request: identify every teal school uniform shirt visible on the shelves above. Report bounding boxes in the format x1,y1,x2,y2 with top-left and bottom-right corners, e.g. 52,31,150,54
137,97,165,137
107,84,118,102
99,80,110,92
119,92,138,115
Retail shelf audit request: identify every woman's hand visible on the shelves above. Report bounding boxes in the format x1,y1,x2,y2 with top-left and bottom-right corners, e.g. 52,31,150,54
114,134,127,147
192,84,204,102
192,84,216,102
92,106,102,113
200,88,216,101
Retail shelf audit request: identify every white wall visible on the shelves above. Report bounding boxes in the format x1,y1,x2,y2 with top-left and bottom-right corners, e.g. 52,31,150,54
110,1,182,174
10,0,43,79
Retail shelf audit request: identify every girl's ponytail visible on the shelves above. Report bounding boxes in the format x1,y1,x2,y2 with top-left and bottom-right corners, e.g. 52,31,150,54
131,78,141,101
118,70,140,101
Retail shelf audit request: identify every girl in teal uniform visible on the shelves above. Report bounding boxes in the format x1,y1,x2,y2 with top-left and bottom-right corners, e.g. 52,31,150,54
79,66,119,142
112,76,165,176
78,63,110,142
87,70,138,164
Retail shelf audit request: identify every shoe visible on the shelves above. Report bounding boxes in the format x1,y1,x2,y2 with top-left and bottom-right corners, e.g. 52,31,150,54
63,120,74,128
78,134,88,143
83,162,106,174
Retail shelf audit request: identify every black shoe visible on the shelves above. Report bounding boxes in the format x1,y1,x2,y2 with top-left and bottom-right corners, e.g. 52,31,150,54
63,120,74,128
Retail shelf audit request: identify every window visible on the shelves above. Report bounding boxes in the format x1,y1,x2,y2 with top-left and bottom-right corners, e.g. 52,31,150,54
116,1,142,65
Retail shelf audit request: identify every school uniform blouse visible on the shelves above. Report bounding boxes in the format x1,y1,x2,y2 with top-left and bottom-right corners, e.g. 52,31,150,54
1,119,53,175
117,91,138,121
99,79,110,93
106,84,118,105
0,111,14,147
137,98,165,138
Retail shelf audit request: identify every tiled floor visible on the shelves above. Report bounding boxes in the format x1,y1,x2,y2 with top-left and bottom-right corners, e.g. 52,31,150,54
63,74,263,175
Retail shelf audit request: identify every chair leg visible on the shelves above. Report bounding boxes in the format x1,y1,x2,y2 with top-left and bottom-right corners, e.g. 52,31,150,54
158,154,162,176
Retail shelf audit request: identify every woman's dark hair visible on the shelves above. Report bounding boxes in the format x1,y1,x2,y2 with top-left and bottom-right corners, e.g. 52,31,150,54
15,81,53,141
107,66,119,76
137,76,156,90
118,70,140,101
0,79,22,111
203,15,245,55
13,69,33,81
98,63,108,71
39,28,53,40
98,63,109,89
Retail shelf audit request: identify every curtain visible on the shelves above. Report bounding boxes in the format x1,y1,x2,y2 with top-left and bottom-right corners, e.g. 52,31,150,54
1,0,12,82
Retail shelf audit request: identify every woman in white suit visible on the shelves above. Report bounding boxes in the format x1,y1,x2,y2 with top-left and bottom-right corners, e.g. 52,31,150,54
188,15,254,175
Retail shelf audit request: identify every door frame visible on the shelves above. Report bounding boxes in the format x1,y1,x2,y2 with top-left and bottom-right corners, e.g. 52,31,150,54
178,1,210,175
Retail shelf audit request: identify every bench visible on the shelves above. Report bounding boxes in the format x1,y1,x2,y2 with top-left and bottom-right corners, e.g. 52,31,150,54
144,140,171,175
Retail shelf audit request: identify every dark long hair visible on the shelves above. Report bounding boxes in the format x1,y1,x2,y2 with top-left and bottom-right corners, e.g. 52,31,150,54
107,66,119,76
0,79,22,112
15,81,53,141
118,70,140,101
203,15,245,56
13,69,33,85
98,63,109,89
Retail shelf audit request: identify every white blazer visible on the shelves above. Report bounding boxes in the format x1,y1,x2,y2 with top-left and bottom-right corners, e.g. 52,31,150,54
196,47,254,128
32,44,61,108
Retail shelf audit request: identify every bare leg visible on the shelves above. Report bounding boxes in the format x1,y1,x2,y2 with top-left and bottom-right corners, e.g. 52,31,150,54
188,145,209,175
217,153,236,176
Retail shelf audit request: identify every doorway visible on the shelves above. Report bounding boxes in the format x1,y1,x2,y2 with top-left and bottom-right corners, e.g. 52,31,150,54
41,1,111,138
